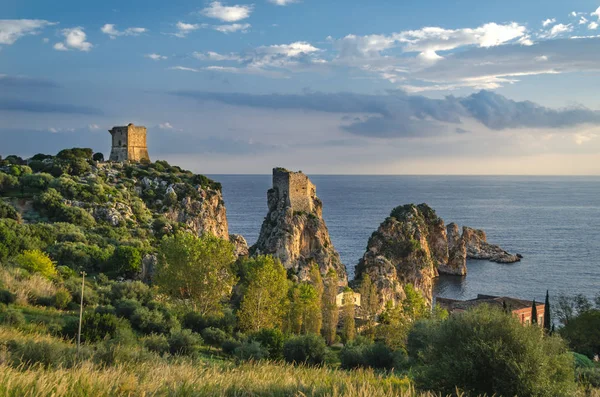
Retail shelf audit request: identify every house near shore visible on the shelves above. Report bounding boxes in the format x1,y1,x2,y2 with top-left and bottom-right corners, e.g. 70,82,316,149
437,294,545,326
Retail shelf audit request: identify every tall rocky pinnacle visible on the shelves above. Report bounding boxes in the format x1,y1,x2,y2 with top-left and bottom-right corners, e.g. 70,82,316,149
440,223,467,276
355,204,443,309
251,168,347,284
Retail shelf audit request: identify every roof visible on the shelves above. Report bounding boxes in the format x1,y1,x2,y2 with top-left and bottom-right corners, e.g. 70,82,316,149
437,294,541,313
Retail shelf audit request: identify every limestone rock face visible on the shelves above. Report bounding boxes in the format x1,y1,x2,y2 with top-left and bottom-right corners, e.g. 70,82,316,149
230,234,249,257
439,223,467,275
164,184,229,241
463,226,521,263
251,168,347,285
355,204,442,308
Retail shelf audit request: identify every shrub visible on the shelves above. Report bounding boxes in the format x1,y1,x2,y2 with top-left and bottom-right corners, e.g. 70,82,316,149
201,327,228,350
409,305,576,397
92,153,104,162
70,311,121,343
114,298,143,319
182,309,236,334
110,246,142,277
0,201,19,220
168,329,202,356
340,342,395,369
283,334,327,365
559,309,600,359
0,288,16,305
577,368,600,388
14,249,57,279
2,308,25,326
8,340,72,369
142,333,170,355
234,341,268,361
54,287,71,309
130,306,177,335
222,338,242,355
249,328,285,359
109,281,153,304
574,352,594,369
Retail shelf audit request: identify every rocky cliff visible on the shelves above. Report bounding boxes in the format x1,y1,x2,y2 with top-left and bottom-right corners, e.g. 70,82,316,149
251,168,347,284
439,223,467,276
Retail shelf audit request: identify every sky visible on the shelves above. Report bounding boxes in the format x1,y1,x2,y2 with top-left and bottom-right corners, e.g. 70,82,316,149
2,0,600,174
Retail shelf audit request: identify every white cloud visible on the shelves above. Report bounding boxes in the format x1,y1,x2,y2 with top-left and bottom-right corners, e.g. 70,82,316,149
268,0,300,5
213,23,251,33
54,27,92,51
589,21,599,30
169,66,200,72
145,53,168,60
571,11,578,17
101,24,147,38
592,7,600,19
42,37,49,43
193,51,242,61
579,16,588,25
0,19,56,45
88,124,100,130
574,132,597,145
542,18,556,27
200,2,253,22
535,55,548,61
159,122,174,129
173,21,203,37
541,23,573,38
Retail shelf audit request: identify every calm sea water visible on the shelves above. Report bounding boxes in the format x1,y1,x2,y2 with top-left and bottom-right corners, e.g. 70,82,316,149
209,175,600,303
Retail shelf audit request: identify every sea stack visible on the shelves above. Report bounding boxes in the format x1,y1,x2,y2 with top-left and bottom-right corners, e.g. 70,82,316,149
251,168,347,284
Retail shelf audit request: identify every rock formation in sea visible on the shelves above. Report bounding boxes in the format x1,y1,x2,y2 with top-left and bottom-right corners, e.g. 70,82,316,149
355,204,521,310
462,226,521,263
251,168,347,285
439,223,467,276
355,204,442,308
230,234,249,257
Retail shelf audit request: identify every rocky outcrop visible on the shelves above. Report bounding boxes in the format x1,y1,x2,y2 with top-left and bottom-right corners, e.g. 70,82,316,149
251,168,347,285
355,204,442,308
230,234,249,257
439,223,467,275
463,227,521,263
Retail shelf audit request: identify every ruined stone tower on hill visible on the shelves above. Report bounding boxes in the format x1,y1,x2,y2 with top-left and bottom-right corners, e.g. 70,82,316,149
108,123,150,162
251,168,347,285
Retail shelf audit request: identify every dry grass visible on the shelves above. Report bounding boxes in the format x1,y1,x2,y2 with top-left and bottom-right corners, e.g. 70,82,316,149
0,265,57,305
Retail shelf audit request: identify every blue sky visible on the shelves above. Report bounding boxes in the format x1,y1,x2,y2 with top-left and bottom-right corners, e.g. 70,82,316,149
2,0,600,174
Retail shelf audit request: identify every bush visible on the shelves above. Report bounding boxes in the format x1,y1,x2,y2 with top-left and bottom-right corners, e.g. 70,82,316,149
283,334,327,365
14,249,57,279
201,327,228,350
130,306,178,335
574,352,594,369
0,288,16,305
8,340,72,369
234,341,268,361
72,312,121,343
92,153,104,162
560,309,600,359
2,308,25,326
249,328,285,359
54,287,71,309
409,305,576,397
222,338,242,355
577,368,600,388
0,201,19,220
142,333,170,355
114,298,143,319
182,309,236,334
168,329,202,356
110,246,142,277
110,281,153,304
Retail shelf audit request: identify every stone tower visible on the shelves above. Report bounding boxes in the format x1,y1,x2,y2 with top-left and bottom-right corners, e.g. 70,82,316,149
108,123,150,162
272,167,316,214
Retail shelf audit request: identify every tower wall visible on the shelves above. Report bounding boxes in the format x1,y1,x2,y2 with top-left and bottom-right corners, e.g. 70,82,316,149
272,168,315,213
108,124,150,162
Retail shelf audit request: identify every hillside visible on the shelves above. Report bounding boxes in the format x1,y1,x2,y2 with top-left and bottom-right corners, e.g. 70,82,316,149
0,148,228,278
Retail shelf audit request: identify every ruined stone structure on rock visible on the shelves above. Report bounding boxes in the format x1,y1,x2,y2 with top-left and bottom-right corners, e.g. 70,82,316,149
108,123,150,162
272,168,316,214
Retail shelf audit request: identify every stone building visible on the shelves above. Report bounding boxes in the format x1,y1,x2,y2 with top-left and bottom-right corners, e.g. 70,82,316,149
272,167,316,214
108,123,150,162
437,294,545,325
336,288,361,308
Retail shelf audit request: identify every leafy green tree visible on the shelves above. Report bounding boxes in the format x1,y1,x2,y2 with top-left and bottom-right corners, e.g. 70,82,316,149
559,309,600,359
340,288,356,343
555,293,593,325
14,249,56,279
237,255,289,332
321,269,339,345
531,299,538,325
359,274,379,338
544,290,552,332
289,282,321,335
155,232,236,315
409,305,576,397
283,334,327,365
111,245,142,277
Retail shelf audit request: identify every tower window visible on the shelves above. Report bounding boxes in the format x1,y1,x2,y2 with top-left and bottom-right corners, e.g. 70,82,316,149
118,140,122,146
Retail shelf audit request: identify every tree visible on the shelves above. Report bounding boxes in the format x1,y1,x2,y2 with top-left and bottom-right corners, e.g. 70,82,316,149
554,293,593,325
14,249,56,279
409,305,576,397
321,269,339,345
289,282,321,334
111,245,142,277
340,288,355,343
559,309,600,359
359,274,379,338
531,299,538,325
155,232,236,315
544,290,552,332
237,255,289,332
92,153,104,162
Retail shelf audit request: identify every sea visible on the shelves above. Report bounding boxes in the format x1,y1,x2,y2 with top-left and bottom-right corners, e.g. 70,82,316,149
209,175,600,304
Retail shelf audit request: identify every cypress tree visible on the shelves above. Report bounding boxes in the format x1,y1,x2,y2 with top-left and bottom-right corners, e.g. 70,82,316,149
531,299,538,325
543,290,552,332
